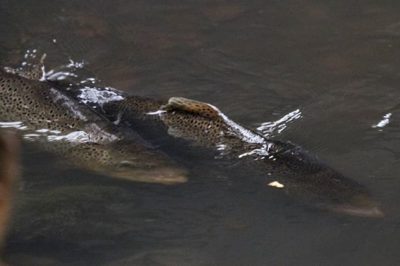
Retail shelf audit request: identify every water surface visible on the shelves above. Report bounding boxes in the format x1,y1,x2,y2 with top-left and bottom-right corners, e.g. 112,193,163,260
1,0,400,265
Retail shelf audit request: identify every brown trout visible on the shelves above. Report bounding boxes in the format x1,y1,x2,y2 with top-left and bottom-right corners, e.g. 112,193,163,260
0,68,187,184
70,88,383,217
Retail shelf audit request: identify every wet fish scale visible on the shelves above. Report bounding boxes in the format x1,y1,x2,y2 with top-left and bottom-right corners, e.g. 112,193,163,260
0,69,187,184
93,94,383,217
1,72,95,137
110,97,248,151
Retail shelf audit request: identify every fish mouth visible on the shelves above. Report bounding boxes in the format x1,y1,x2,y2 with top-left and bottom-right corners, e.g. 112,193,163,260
330,204,384,218
328,194,384,218
112,167,188,185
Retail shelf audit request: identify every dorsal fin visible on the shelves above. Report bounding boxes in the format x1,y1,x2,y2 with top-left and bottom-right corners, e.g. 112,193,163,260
162,97,221,119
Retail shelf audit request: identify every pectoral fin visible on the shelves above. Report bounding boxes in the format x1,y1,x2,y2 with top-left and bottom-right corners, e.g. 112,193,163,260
162,97,220,119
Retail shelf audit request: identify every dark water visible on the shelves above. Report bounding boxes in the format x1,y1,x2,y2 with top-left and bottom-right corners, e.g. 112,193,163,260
1,0,400,265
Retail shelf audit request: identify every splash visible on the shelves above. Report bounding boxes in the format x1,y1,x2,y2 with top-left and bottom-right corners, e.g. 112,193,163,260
47,131,90,143
372,113,392,130
0,121,28,130
257,109,302,136
78,86,124,106
237,143,274,159
199,102,266,145
2,51,120,144
45,59,84,81
194,102,276,159
23,130,90,143
37,54,125,107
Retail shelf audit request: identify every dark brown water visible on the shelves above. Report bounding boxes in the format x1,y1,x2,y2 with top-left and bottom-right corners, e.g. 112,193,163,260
1,0,400,265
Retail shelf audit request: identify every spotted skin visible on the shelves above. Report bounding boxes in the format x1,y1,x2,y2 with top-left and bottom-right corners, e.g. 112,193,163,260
162,97,221,119
105,96,259,153
4,53,46,81
0,69,117,142
0,70,187,184
98,95,383,217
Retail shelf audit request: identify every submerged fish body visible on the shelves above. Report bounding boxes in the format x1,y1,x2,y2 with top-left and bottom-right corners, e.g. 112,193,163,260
101,96,266,155
72,89,382,217
265,141,383,217
0,70,187,184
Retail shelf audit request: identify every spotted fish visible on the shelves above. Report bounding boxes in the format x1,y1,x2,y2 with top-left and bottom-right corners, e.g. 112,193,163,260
0,68,187,184
71,89,383,217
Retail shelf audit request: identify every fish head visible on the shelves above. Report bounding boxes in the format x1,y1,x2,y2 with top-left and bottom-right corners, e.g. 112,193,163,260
96,143,188,185
328,193,384,218
291,174,384,218
306,170,384,218
281,177,384,218
66,142,188,185
110,158,188,185
296,175,383,218
271,145,384,218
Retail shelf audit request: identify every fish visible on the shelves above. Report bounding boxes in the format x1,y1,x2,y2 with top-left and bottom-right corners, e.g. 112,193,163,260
70,87,383,217
0,66,187,184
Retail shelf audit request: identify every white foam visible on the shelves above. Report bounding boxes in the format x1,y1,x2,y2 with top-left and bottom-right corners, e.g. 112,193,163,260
204,103,265,144
0,121,28,130
45,70,78,81
0,122,94,144
44,57,84,81
66,59,85,69
36,129,62,134
78,87,125,106
257,109,302,136
146,110,166,116
47,131,90,143
372,113,392,130
24,126,114,144
238,143,274,159
216,144,227,151
79,78,96,85
23,133,42,141
39,65,46,81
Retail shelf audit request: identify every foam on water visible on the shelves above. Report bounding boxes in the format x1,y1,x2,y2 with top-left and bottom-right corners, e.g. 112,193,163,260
205,102,266,145
372,113,392,130
19,127,92,143
47,131,90,143
78,86,125,106
257,109,302,136
0,121,28,130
